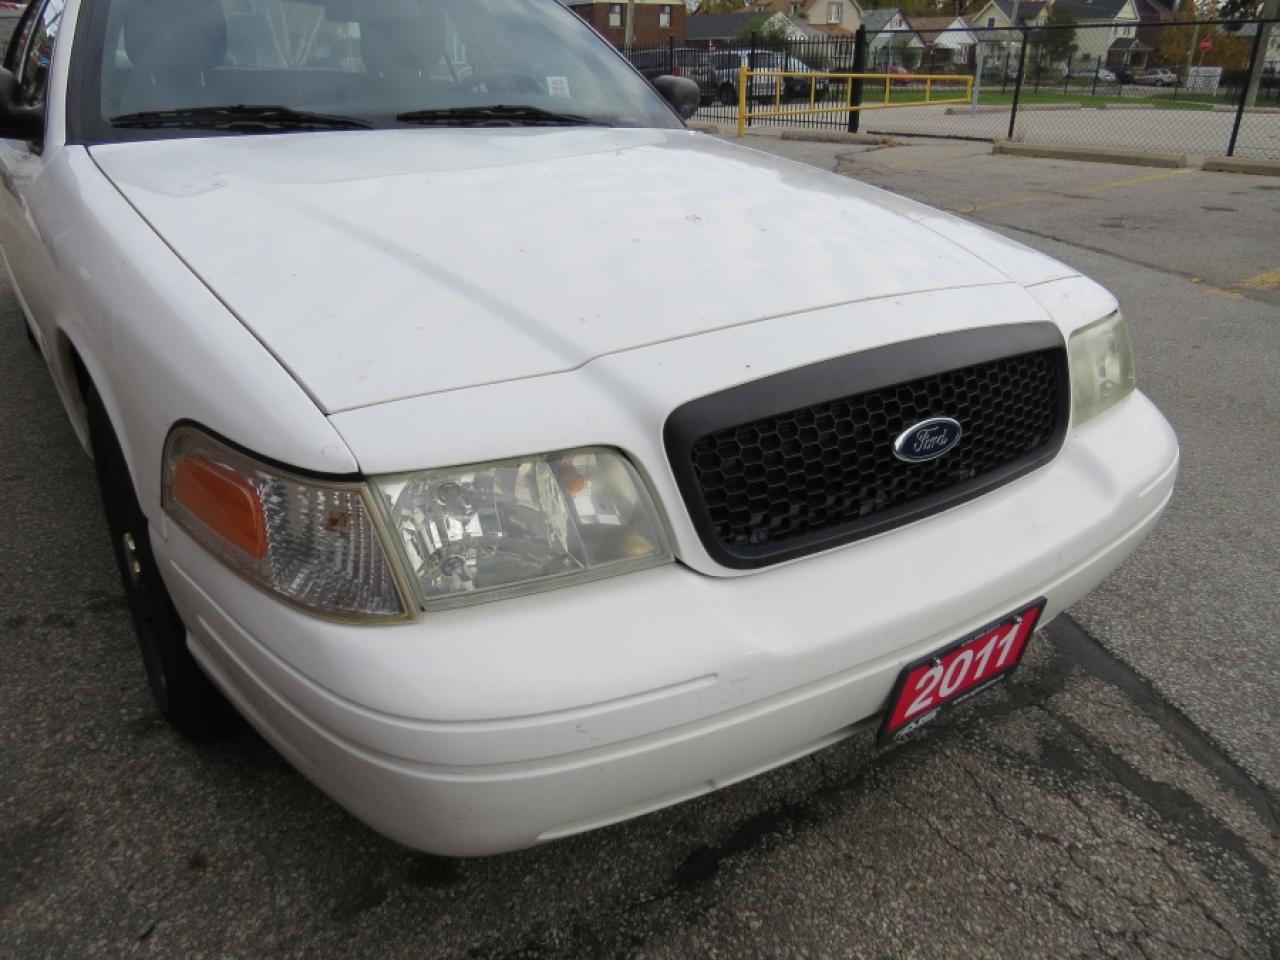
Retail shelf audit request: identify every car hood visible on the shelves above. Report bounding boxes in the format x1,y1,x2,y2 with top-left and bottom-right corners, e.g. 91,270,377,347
90,128,1076,413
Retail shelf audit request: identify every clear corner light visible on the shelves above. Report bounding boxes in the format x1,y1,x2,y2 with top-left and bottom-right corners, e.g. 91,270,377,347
1068,310,1136,426
162,427,410,621
373,448,672,609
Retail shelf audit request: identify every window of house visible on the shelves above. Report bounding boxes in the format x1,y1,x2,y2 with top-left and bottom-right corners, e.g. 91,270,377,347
828,3,841,24
790,2,800,13
659,4,670,27
609,3,621,27
987,16,996,27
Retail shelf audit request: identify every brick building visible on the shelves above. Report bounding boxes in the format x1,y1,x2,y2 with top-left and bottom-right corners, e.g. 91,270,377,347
566,0,687,47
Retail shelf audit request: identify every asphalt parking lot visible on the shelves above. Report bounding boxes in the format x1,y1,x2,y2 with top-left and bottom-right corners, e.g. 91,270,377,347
4,137,1279,959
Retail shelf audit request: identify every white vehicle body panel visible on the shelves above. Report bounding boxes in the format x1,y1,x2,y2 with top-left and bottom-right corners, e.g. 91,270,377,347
2,0,1178,856
90,128,1074,413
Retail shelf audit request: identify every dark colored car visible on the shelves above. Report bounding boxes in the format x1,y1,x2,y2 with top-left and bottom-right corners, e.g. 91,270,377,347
710,49,782,106
627,47,717,103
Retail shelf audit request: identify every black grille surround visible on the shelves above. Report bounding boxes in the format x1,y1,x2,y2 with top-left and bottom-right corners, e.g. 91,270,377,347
664,324,1071,569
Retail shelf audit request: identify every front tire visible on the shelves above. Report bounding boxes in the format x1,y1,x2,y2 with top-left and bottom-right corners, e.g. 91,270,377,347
87,387,232,739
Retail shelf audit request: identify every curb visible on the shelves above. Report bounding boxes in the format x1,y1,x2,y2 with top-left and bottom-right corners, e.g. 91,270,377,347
686,123,721,135
779,130,896,145
1201,155,1280,176
1210,104,1280,115
1094,102,1155,109
946,103,1080,114
993,142,1187,168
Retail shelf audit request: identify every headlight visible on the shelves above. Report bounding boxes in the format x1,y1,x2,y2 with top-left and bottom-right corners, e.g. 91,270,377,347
1068,310,1135,426
373,448,672,609
162,427,410,621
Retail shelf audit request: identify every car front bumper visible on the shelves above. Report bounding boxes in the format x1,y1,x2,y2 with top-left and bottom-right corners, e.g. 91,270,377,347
158,391,1177,856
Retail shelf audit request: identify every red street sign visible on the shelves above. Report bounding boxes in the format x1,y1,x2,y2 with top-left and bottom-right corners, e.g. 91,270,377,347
1199,35,1213,52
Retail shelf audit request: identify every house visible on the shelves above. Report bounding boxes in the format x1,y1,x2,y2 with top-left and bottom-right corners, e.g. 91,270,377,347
566,0,686,48
862,9,924,70
911,15,979,68
968,0,1051,31
684,11,758,49
743,0,863,39
1050,0,1143,69
1231,22,1280,73
1133,0,1176,56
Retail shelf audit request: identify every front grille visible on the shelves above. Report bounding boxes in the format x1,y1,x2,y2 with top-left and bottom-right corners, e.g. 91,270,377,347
664,326,1070,569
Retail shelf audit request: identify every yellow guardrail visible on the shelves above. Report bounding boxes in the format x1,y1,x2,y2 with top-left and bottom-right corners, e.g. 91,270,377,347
736,65,974,137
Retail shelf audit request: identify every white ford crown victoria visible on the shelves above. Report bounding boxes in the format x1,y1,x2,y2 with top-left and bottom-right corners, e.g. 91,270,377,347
3,0,1178,856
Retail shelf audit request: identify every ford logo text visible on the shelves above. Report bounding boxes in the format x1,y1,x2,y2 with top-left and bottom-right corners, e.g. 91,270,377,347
893,417,963,463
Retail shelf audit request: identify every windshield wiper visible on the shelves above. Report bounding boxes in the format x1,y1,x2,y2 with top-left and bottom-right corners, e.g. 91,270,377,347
110,105,372,131
395,104,603,127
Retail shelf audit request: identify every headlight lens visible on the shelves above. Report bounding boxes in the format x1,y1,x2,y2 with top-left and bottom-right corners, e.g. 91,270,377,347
373,448,672,608
162,427,410,621
1068,310,1135,426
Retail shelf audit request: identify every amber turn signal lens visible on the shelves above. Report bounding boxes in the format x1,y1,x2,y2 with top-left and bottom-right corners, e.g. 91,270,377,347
172,456,268,559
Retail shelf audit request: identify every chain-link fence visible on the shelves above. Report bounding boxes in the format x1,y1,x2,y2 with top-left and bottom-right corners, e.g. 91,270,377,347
622,19,1280,160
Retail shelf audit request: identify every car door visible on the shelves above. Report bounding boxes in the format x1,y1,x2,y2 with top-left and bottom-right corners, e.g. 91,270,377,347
0,0,66,357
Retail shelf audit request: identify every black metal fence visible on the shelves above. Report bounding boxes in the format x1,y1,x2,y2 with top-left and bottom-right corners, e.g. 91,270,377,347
622,19,1280,160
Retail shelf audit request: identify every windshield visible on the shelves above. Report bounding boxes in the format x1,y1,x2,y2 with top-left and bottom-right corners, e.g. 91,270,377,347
77,0,681,140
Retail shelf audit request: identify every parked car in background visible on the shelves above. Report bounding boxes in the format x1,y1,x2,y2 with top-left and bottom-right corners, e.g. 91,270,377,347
1134,68,1177,87
627,47,716,102
781,53,829,102
710,49,782,105
4,0,1177,859
1072,65,1117,82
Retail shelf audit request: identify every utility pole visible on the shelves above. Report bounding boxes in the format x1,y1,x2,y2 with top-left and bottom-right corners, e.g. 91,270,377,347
1244,0,1278,109
625,0,636,49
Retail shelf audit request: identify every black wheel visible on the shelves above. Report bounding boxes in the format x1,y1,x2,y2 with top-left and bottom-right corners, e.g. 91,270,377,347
718,83,737,107
86,386,232,738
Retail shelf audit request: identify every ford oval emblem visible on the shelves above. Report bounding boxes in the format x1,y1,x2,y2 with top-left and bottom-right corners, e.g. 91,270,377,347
893,417,963,462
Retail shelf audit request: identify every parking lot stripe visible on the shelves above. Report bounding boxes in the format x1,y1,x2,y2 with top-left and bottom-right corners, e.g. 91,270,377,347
1238,266,1280,292
949,168,1195,216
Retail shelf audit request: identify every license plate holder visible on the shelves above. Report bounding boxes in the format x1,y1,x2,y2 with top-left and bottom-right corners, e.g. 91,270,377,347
878,599,1046,746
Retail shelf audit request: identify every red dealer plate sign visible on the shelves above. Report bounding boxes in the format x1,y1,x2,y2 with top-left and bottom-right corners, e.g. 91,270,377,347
879,599,1045,745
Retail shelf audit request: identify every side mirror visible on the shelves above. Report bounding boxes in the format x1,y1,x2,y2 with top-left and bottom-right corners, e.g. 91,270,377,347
652,75,700,121
0,69,45,142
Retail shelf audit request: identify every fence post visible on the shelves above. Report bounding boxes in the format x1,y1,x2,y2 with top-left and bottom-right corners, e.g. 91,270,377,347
668,35,674,76
1008,28,1028,141
849,24,867,133
748,32,757,128
1228,21,1267,156
1033,42,1042,93
1063,54,1071,94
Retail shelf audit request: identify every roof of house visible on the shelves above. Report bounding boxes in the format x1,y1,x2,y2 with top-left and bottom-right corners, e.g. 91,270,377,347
911,16,972,45
747,0,802,15
1108,36,1151,50
862,8,903,35
987,0,1050,22
685,11,757,41
806,22,856,36
1050,0,1134,22
1132,0,1174,22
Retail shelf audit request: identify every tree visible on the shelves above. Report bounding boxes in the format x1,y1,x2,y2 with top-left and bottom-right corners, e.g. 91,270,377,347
730,14,793,49
1040,5,1077,65
1217,0,1266,17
